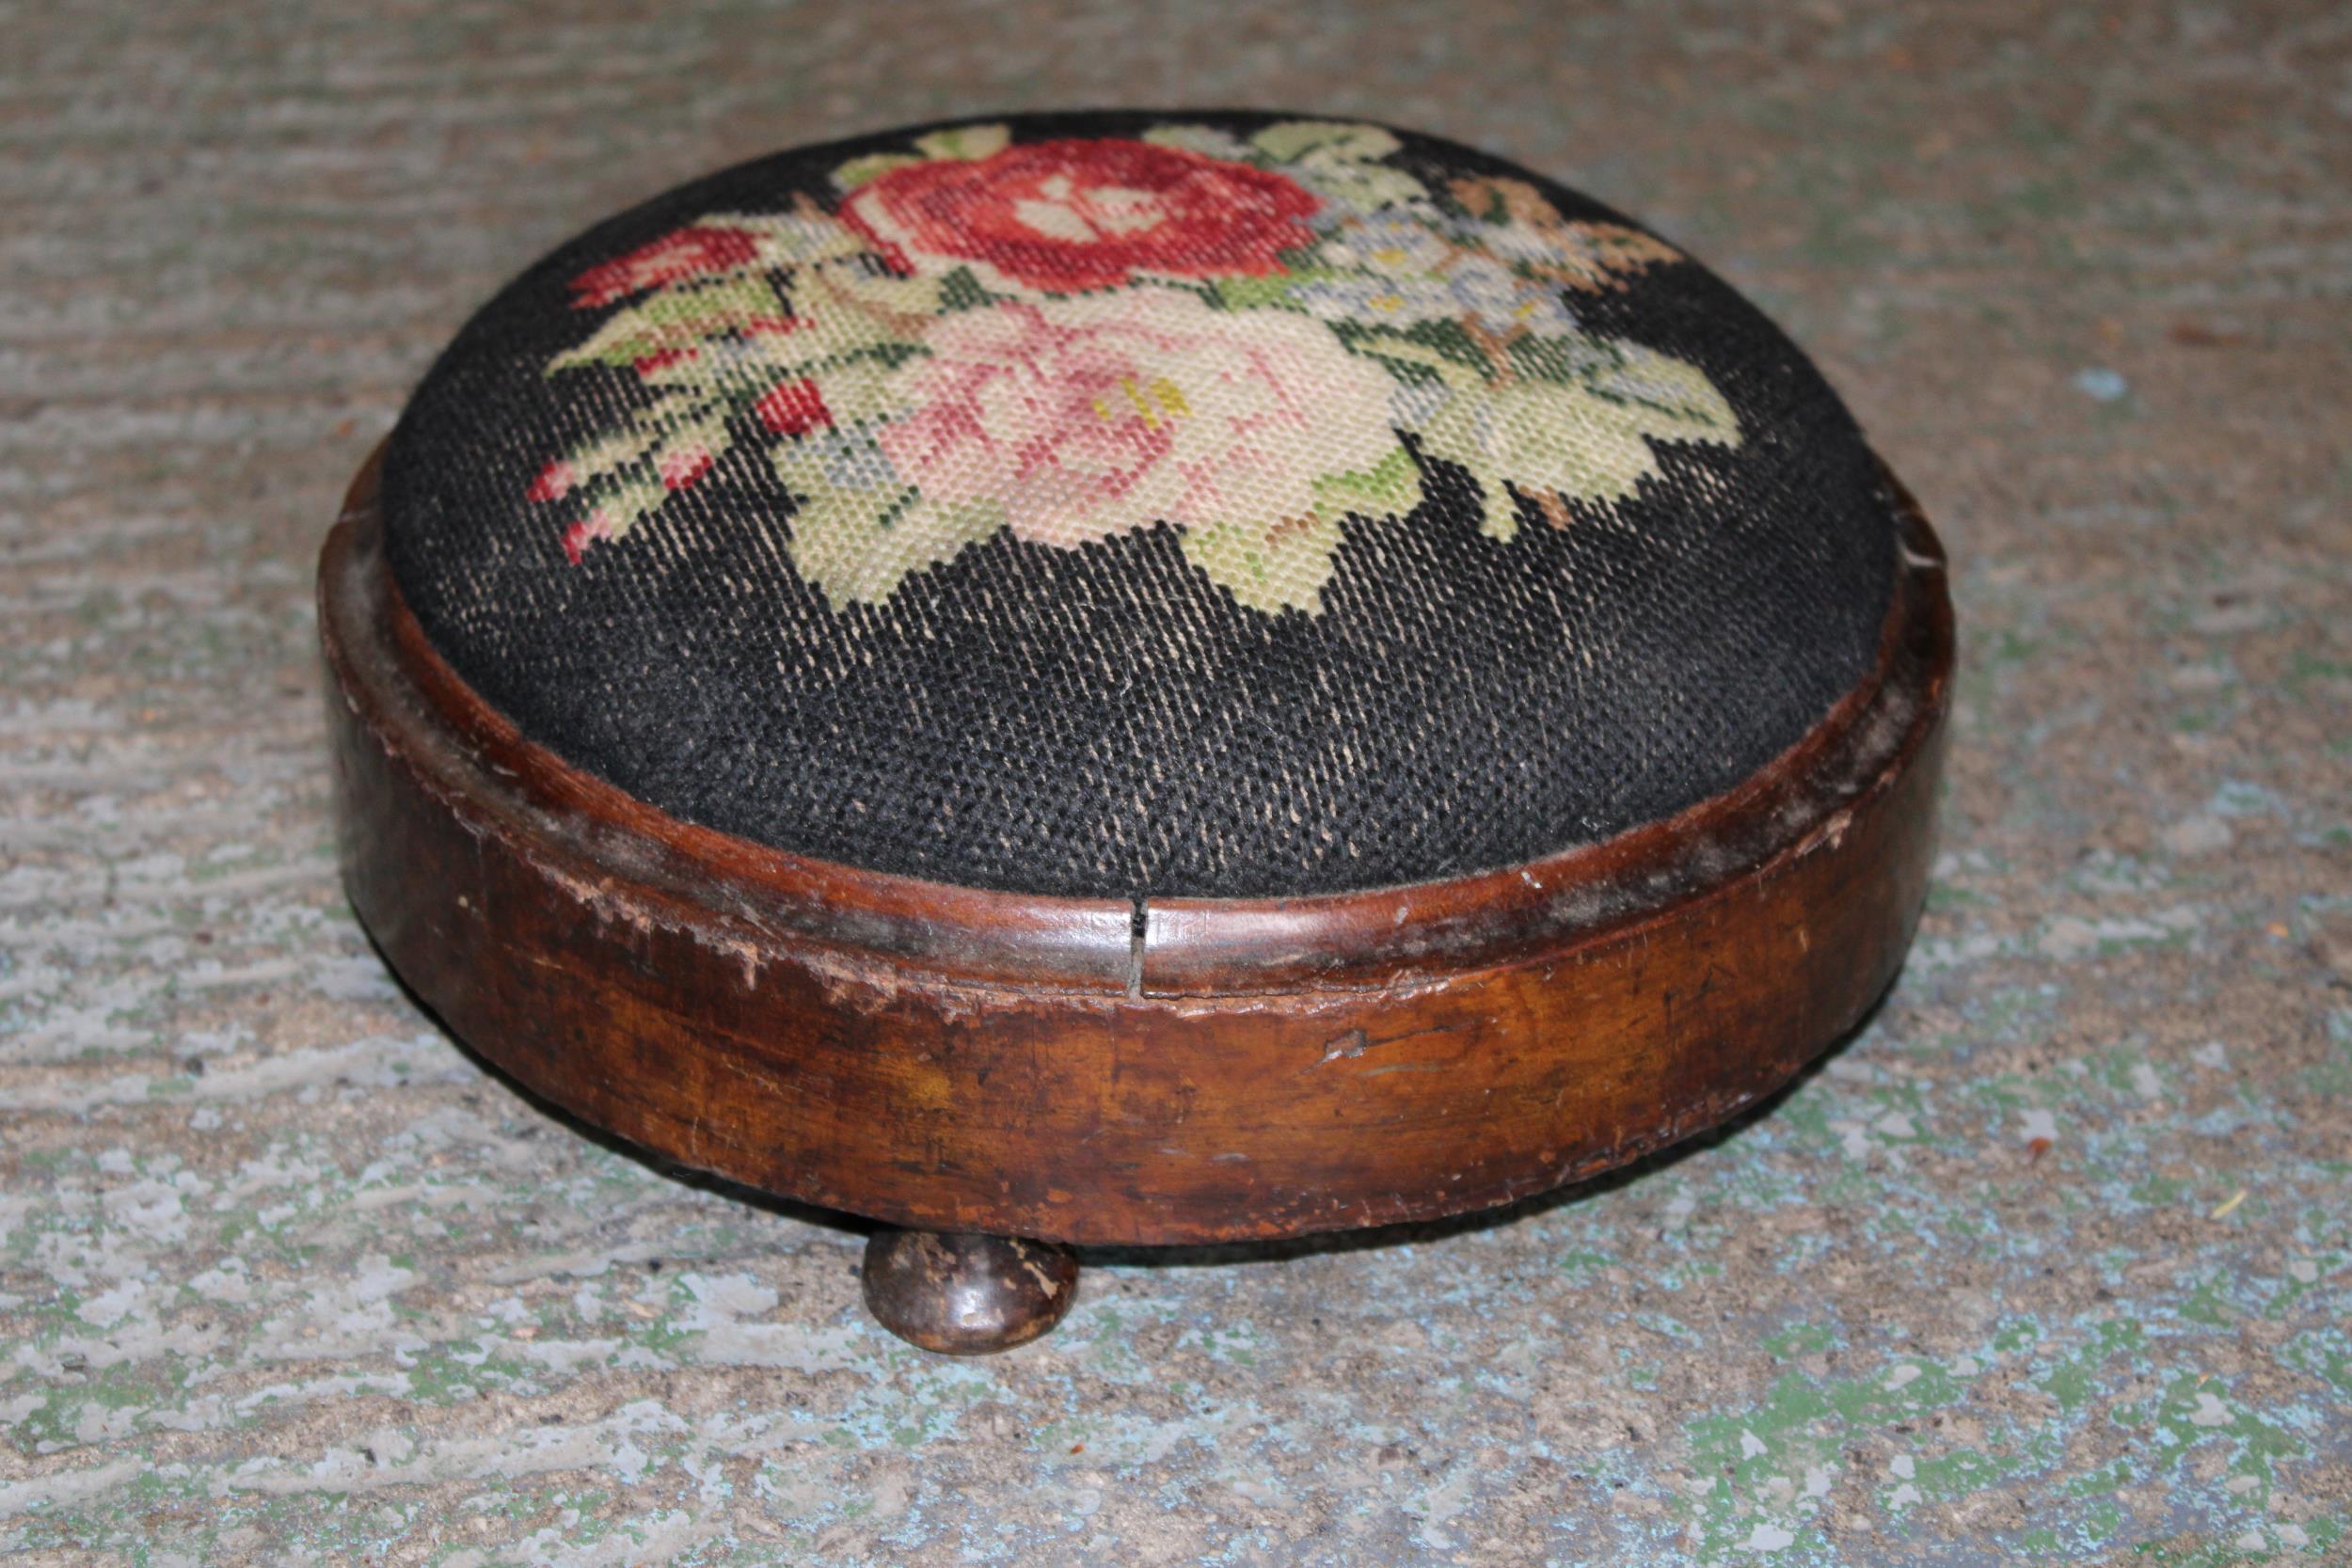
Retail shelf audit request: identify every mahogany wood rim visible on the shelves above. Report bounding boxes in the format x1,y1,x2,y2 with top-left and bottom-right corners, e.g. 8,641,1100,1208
319,441,1953,1244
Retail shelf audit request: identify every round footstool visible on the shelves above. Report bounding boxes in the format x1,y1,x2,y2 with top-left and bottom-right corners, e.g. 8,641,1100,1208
320,111,1951,1354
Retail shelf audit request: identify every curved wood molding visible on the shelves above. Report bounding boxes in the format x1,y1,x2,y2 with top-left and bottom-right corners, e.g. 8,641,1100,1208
320,446,1953,1245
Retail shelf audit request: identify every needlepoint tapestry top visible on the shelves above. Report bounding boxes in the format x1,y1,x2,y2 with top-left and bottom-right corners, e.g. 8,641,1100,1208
381,111,1901,899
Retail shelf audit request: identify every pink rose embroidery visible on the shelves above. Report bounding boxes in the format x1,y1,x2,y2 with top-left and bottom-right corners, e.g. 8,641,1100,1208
876,290,1397,548
843,138,1319,295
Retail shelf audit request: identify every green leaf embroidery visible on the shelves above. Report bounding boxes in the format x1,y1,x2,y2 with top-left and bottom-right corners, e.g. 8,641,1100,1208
1584,341,1740,435
1252,120,1402,164
584,474,671,545
555,420,672,493
833,153,922,190
776,458,1008,608
673,335,909,400
1139,123,1256,160
549,276,787,371
1521,388,1678,503
1208,271,1312,311
787,356,914,430
1293,158,1428,214
1436,377,1703,529
1337,347,1452,389
1312,444,1422,521
719,208,871,265
912,123,1011,162
1180,512,1346,616
1469,468,1528,540
1329,319,1493,386
1252,121,1424,211
1399,318,1499,373
1505,331,1620,388
798,261,946,333
1407,401,1524,540
936,267,995,313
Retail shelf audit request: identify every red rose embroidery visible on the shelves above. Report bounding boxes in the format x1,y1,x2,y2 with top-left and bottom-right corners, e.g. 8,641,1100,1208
569,225,760,309
842,139,1319,295
560,513,614,565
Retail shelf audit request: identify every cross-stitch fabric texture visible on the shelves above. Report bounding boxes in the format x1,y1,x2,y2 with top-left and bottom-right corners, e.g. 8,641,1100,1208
380,111,1900,899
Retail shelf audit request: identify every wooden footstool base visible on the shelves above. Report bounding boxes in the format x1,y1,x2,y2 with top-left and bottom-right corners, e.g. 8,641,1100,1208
320,453,1947,1351
321,111,1953,1352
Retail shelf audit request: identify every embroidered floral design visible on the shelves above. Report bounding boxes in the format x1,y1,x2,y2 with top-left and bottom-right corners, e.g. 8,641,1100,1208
842,133,1321,296
531,119,1743,615
568,225,766,309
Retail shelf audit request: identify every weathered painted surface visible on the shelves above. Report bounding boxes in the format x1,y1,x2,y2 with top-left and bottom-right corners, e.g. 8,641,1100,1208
2,1,2346,1562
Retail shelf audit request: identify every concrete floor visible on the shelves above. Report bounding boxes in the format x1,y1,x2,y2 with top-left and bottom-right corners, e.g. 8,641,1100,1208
3,1,2347,1562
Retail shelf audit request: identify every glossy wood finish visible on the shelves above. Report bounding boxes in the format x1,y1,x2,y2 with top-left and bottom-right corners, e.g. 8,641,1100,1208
319,445,1952,1246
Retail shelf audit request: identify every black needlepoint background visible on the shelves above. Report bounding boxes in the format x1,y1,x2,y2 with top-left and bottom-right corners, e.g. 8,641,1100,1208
379,110,1899,900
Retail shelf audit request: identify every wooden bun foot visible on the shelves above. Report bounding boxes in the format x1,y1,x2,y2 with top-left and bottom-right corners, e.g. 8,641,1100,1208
860,1230,1079,1354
